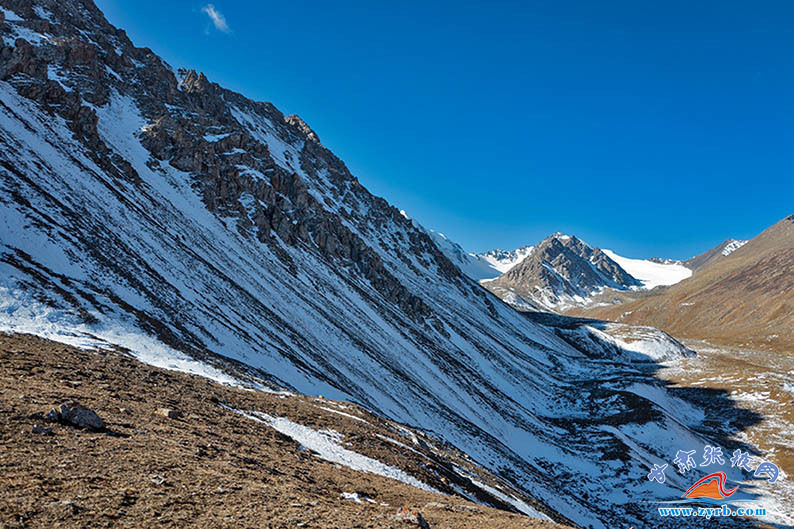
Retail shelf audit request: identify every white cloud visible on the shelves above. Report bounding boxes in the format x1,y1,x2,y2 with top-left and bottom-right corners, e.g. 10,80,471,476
201,4,231,34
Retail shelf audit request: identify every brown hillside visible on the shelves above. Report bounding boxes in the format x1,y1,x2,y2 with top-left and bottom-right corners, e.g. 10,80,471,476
0,333,567,529
569,215,794,353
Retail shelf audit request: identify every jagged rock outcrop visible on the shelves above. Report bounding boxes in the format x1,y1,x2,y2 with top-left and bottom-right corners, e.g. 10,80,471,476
284,113,320,143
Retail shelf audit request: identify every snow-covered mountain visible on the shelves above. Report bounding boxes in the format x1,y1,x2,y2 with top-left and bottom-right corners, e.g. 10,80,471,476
485,234,642,311
408,218,533,280
427,231,694,311
0,1,761,527
407,218,505,280
476,245,535,275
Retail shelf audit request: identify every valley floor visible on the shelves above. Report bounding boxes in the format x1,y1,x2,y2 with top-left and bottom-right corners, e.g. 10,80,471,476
659,340,794,524
0,333,566,529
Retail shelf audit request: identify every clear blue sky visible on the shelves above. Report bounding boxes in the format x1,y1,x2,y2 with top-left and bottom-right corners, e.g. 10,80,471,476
96,0,793,259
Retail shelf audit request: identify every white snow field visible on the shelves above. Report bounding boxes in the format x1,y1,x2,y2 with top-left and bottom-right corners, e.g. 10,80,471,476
602,249,692,289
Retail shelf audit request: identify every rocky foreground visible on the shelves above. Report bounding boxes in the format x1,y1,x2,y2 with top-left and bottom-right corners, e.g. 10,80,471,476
0,333,568,529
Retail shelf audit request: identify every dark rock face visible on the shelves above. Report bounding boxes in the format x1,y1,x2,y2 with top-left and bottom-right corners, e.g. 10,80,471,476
0,0,458,325
487,234,640,310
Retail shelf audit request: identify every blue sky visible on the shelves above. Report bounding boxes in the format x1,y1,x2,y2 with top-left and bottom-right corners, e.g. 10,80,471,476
96,0,793,259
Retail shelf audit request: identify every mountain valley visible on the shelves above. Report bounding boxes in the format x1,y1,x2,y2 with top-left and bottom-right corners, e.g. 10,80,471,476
0,1,791,528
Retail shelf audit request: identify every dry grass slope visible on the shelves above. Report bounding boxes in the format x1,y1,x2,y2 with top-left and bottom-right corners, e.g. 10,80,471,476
570,216,794,353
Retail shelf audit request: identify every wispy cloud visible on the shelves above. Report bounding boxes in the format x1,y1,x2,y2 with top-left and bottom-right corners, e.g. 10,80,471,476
201,4,231,34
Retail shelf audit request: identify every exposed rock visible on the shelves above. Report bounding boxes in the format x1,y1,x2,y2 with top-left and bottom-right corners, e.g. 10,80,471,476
32,424,54,435
487,233,640,311
57,500,80,516
157,408,182,419
393,507,431,528
285,114,320,143
46,402,104,430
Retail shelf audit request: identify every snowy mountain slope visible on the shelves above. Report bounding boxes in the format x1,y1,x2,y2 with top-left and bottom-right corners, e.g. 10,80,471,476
477,245,535,275
407,217,533,281
682,238,749,271
409,220,504,280
0,2,770,527
602,249,692,289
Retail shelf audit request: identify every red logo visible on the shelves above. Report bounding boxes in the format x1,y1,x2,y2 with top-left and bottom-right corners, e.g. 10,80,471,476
682,472,738,500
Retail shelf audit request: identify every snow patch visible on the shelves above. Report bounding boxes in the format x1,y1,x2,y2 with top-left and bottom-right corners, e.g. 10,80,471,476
222,406,440,493
316,405,369,424
1,7,23,21
464,474,552,521
0,276,258,390
602,249,692,289
722,239,748,256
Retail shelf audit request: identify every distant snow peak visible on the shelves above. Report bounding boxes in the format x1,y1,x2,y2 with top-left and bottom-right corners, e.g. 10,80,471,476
721,239,748,256
476,246,535,275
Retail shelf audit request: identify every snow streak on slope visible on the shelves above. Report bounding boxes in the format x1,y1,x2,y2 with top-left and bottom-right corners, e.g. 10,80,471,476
0,278,251,389
602,249,692,289
222,405,441,494
721,239,748,256
421,228,504,280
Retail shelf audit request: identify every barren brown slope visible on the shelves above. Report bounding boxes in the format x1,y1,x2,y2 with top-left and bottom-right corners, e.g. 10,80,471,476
569,215,794,353
0,333,568,529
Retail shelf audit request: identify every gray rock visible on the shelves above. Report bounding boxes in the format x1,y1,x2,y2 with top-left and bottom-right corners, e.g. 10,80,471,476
32,424,54,435
47,403,104,430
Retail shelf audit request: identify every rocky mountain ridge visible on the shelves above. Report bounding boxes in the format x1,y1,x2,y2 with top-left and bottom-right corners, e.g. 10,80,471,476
429,230,696,312
681,238,749,272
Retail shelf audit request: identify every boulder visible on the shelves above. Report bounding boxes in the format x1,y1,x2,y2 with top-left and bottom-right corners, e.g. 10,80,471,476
32,424,54,435
46,402,104,430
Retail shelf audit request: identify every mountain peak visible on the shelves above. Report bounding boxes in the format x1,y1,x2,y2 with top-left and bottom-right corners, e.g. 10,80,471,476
486,233,640,310
285,113,320,143
546,232,574,242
